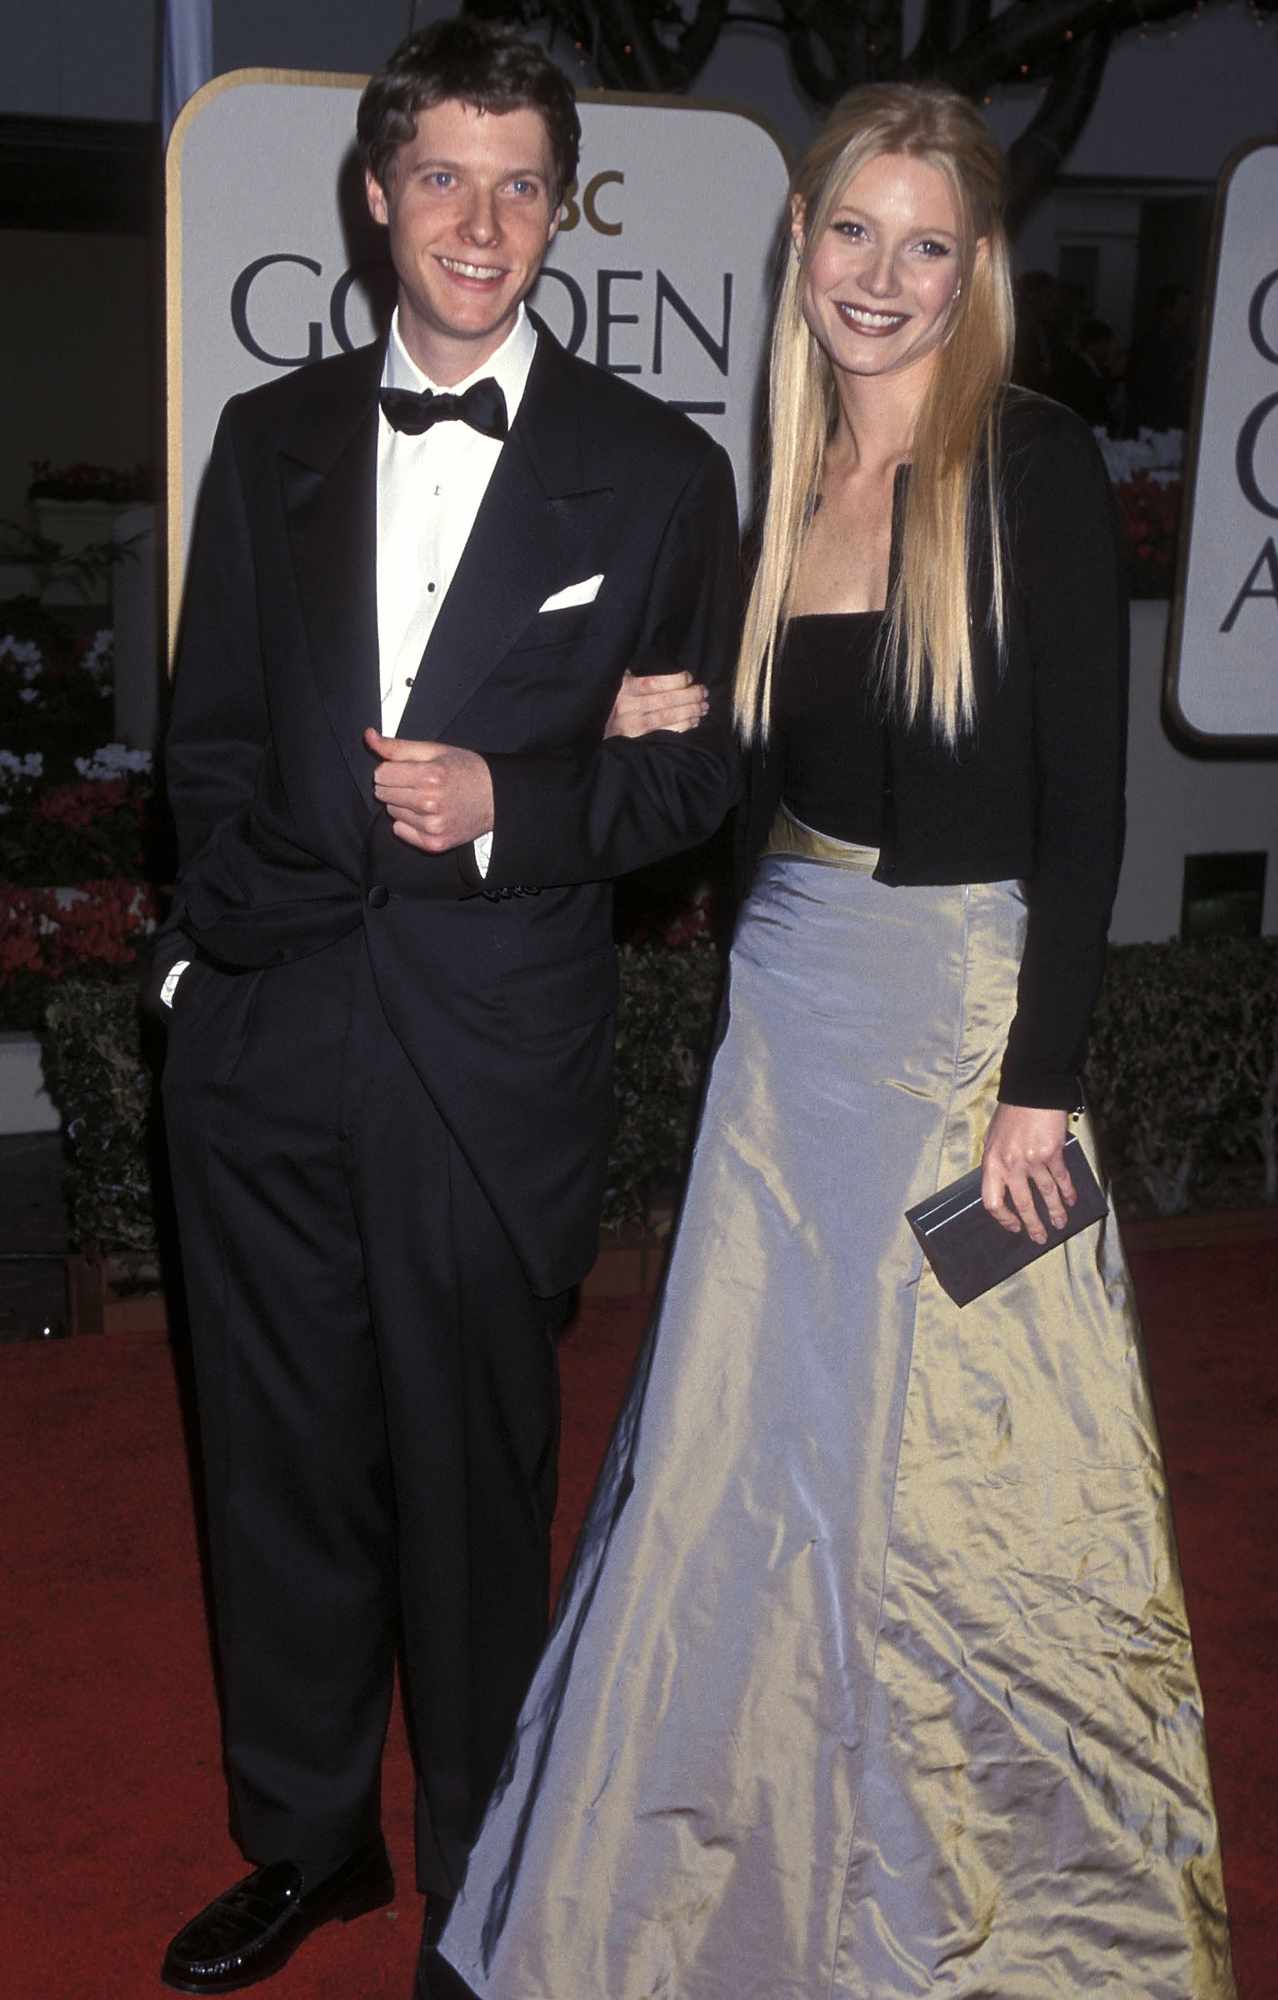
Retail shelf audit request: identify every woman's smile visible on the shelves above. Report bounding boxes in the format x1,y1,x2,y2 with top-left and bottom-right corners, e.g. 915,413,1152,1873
834,300,911,335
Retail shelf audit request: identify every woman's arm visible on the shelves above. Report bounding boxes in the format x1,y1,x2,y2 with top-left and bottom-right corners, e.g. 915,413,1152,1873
997,402,1129,1112
981,402,1128,1236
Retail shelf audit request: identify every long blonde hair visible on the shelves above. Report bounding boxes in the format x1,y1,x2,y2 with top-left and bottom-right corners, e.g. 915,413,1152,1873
736,84,1015,746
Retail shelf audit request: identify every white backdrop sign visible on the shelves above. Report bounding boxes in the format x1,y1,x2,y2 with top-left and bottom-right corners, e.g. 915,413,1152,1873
1168,139,1278,746
166,72,789,638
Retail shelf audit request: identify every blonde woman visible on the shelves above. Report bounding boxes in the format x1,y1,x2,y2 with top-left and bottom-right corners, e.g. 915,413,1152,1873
436,86,1235,2000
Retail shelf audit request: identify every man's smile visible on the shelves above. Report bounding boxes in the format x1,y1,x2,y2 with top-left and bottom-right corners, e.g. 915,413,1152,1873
438,255,508,284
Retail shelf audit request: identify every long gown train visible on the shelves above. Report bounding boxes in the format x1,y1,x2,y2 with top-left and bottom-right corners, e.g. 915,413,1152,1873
442,823,1235,1999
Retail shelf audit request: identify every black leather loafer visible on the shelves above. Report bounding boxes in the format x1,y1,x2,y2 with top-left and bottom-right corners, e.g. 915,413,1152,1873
162,1837,394,1993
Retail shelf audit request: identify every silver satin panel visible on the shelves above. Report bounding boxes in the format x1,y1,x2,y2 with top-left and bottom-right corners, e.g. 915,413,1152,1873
444,829,1235,1999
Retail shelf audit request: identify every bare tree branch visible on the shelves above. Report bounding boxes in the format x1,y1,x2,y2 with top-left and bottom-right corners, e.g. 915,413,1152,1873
473,0,1278,228
676,0,732,79
860,0,906,82
550,0,730,91
909,0,992,70
960,0,993,36
931,0,1205,93
1003,27,1113,233
777,0,904,99
461,0,715,90
776,0,857,103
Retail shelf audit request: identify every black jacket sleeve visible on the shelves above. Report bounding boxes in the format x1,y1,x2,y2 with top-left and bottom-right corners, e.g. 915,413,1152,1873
479,442,744,889
164,400,268,876
998,407,1129,1109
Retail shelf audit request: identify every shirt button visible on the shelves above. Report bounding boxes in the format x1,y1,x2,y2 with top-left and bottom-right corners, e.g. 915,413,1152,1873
427,582,436,594
367,885,389,909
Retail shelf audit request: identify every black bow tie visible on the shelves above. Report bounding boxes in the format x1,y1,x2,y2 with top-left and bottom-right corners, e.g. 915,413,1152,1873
378,377,508,441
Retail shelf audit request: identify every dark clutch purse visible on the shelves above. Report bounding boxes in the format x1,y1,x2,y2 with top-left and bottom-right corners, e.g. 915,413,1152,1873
905,1134,1108,1308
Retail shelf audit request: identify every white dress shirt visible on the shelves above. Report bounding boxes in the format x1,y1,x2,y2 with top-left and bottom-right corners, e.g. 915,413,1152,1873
377,307,536,876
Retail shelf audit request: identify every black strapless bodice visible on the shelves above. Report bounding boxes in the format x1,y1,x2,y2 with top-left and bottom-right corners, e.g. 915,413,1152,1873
774,612,887,847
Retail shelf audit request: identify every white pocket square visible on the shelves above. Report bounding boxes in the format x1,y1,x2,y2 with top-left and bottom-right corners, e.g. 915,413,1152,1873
538,574,603,613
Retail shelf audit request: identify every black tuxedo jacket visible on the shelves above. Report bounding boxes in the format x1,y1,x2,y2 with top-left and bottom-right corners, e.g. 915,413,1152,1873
165,322,742,1294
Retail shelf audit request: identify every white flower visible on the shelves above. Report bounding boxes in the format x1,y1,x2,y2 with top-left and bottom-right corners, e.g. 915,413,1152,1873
73,742,152,781
81,629,115,681
1095,428,1185,485
0,635,44,681
0,748,43,785
1140,427,1185,471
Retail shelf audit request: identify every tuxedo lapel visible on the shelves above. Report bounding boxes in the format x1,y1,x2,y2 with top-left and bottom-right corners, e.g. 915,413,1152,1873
279,344,384,809
399,329,614,743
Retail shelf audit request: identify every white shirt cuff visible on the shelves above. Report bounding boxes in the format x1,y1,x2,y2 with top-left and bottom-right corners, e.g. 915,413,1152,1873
160,959,191,1008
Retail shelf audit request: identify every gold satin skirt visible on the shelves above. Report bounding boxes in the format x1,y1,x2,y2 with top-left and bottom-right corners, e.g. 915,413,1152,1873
444,820,1236,1998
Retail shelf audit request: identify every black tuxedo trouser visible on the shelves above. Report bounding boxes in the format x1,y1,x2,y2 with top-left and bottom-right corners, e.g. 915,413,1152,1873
162,928,560,1896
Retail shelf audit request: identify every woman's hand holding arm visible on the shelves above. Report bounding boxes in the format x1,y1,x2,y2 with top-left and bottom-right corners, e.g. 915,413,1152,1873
981,1103,1075,1243
605,669,709,739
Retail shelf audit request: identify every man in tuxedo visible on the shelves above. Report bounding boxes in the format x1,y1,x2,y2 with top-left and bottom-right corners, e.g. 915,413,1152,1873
158,19,739,1995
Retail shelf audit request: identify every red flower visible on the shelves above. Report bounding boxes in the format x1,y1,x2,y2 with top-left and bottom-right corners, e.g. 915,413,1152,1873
0,878,160,984
1115,474,1182,593
35,779,131,828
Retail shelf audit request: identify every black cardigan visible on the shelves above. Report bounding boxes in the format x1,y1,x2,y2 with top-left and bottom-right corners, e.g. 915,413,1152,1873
739,388,1129,1111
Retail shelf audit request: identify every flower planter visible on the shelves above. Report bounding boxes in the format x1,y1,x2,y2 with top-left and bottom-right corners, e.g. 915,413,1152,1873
65,1252,167,1336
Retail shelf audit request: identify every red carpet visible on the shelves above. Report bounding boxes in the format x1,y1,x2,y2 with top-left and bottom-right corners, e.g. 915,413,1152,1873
1,1245,1272,2000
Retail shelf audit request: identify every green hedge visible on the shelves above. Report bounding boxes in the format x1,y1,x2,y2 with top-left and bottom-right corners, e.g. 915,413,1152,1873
1086,936,1277,1215
38,934,1278,1265
606,939,723,1229
41,978,159,1268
